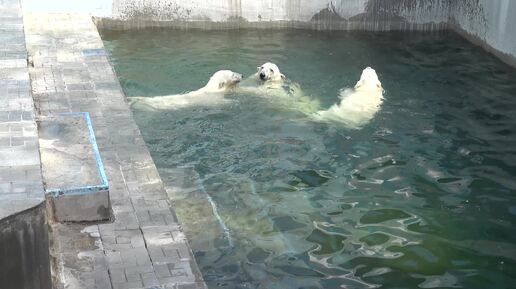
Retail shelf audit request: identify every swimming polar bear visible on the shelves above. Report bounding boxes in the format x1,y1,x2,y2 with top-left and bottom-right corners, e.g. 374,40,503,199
238,62,286,91
128,70,243,110
314,67,384,129
257,62,286,82
238,62,320,114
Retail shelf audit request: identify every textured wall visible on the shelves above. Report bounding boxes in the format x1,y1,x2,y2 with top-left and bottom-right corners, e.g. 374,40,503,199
450,0,516,66
110,0,333,22
94,0,452,32
17,1,516,73
21,0,452,28
101,0,516,66
111,0,451,25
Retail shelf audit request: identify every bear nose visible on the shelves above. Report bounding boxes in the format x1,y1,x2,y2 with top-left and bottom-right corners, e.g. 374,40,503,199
259,72,266,80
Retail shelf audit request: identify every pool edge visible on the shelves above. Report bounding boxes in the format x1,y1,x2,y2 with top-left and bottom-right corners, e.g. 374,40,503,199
24,12,208,289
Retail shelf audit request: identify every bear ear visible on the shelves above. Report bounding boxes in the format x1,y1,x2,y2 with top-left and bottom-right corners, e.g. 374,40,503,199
257,66,261,72
354,79,364,89
219,81,225,89
280,73,286,79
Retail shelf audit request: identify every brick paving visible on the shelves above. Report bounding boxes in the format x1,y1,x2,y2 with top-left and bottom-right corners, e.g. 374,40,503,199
23,13,207,289
0,0,45,220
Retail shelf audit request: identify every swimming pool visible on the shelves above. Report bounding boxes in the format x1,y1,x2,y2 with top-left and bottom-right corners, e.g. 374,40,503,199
101,29,516,289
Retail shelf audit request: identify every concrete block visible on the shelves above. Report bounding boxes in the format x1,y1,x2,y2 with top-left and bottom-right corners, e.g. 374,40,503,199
39,112,111,222
53,189,110,222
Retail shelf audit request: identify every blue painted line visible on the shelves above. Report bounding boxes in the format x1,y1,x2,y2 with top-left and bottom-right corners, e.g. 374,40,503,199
45,112,109,197
47,185,109,197
82,48,107,57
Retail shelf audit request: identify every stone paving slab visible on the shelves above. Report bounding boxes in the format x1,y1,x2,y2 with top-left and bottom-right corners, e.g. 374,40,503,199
0,0,44,220
39,114,103,189
50,224,112,289
23,13,207,289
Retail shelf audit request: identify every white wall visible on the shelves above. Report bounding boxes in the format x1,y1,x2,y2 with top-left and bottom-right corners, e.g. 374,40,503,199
110,0,329,22
19,0,451,24
110,0,451,24
450,0,516,65
17,0,516,66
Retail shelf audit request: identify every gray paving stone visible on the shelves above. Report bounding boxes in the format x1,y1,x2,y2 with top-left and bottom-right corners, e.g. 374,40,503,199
110,268,127,283
112,281,144,289
141,272,160,287
0,59,25,68
49,224,113,289
0,142,40,166
136,208,178,227
106,250,123,264
0,112,8,122
0,0,44,219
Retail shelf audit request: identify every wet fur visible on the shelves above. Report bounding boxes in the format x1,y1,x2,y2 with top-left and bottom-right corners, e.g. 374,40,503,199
314,67,384,129
128,70,242,110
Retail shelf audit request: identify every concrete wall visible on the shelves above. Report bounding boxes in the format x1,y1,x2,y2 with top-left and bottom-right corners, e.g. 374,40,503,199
0,204,52,289
18,1,516,67
110,0,451,25
450,0,516,67
22,0,451,29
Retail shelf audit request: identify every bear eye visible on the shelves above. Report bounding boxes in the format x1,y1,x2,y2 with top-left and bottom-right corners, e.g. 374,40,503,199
269,69,273,73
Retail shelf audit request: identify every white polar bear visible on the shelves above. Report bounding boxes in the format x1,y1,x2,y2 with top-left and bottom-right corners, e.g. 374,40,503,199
237,62,320,114
314,67,384,129
256,62,286,82
238,62,286,91
128,70,243,110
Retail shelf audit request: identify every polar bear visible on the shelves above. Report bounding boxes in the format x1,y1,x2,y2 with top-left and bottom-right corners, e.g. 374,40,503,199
128,70,243,110
238,62,287,90
237,62,320,114
201,70,244,92
314,67,384,129
256,62,286,82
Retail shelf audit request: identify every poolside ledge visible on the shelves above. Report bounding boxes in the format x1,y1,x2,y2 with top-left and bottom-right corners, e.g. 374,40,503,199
22,12,207,289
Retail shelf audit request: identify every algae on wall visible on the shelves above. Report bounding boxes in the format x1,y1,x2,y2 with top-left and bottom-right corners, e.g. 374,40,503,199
450,0,516,65
111,0,450,27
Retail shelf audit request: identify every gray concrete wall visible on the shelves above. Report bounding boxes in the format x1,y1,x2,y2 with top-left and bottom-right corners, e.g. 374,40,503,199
112,0,450,23
19,0,516,65
450,0,516,67
21,0,451,30
0,203,52,289
109,0,451,29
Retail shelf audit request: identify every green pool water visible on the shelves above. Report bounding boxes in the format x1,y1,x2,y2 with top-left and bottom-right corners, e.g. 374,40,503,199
100,28,516,289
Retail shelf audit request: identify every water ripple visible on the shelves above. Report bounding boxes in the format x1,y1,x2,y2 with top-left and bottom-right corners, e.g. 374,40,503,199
102,29,516,289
